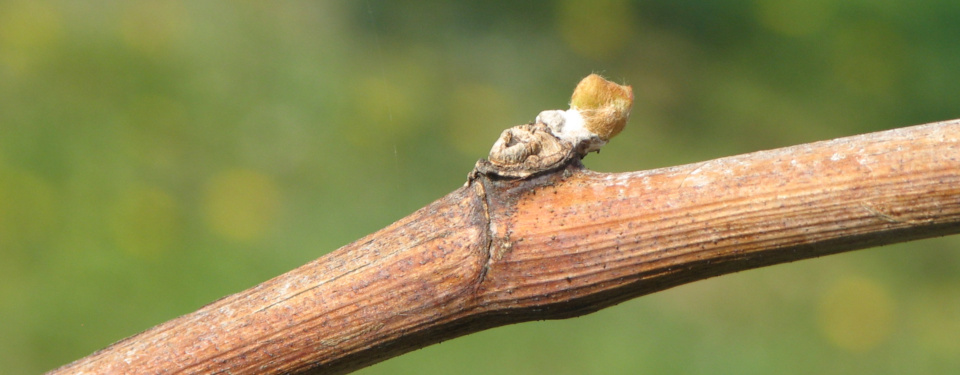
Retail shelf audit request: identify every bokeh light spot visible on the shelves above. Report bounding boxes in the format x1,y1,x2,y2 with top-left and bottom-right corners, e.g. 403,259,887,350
817,276,895,352
110,186,181,259
0,1,62,74
203,169,281,243
555,0,634,59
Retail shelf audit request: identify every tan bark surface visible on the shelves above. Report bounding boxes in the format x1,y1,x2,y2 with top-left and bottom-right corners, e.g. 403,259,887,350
49,119,960,374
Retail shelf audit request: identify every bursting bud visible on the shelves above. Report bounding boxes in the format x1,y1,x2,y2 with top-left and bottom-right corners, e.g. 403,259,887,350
570,74,633,141
537,74,633,154
475,73,633,181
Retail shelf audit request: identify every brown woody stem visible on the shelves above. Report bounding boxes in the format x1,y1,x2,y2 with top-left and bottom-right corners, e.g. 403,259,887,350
49,119,960,374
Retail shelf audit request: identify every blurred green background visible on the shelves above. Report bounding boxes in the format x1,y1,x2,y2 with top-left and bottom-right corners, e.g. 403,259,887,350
2,0,959,373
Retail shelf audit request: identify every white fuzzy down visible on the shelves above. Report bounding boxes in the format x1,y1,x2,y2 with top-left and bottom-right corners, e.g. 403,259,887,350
536,109,607,153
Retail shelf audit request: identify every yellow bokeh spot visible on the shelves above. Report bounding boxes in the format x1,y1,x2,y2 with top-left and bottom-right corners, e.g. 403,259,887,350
0,1,63,74
754,0,833,37
119,1,190,58
203,169,280,242
556,0,635,59
817,276,895,352
110,186,181,259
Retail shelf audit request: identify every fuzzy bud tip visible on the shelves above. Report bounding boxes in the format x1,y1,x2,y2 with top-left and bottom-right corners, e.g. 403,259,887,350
569,74,633,141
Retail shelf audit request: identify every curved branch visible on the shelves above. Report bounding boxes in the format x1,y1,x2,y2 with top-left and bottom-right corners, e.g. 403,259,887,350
48,119,960,374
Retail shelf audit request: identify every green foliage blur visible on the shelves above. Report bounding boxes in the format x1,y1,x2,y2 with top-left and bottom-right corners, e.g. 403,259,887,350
2,1,959,373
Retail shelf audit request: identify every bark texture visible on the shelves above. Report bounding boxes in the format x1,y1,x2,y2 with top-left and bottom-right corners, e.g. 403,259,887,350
49,119,960,374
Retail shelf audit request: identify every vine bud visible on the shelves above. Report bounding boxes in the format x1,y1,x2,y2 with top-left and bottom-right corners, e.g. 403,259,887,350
569,74,633,141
